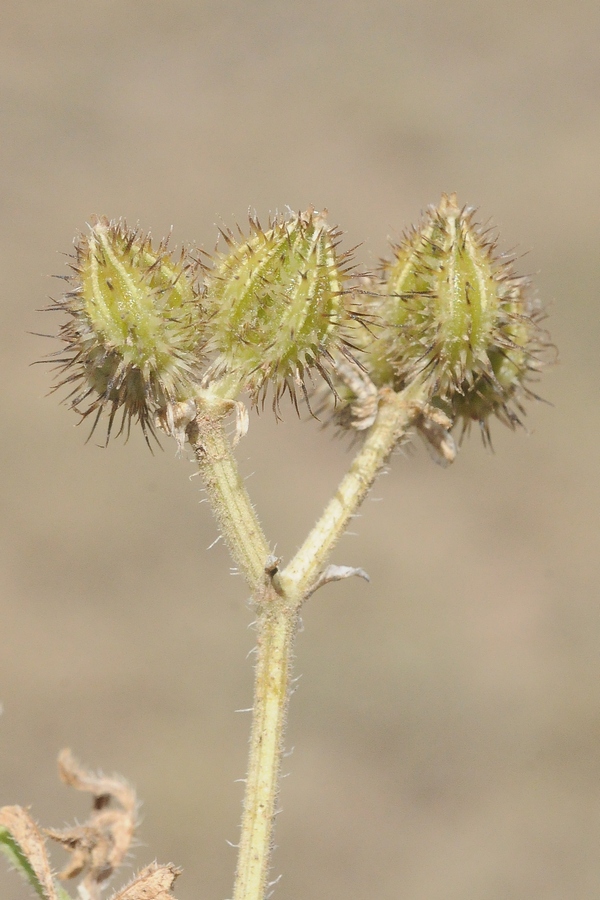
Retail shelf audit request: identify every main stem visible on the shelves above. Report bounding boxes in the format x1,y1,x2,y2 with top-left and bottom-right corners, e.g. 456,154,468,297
188,382,429,900
232,603,297,900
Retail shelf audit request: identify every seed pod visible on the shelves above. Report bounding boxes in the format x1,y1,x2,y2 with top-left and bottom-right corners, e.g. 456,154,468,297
49,217,207,444
204,209,361,411
371,193,549,440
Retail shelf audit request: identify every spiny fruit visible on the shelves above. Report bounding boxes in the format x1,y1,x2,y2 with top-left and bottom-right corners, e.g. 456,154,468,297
204,208,362,412
48,217,207,444
369,193,549,441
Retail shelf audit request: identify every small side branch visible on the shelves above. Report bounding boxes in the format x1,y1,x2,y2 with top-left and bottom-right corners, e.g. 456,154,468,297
187,396,271,593
280,380,430,601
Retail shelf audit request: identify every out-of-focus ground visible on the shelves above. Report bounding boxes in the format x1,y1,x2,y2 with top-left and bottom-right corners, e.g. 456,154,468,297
1,2,599,898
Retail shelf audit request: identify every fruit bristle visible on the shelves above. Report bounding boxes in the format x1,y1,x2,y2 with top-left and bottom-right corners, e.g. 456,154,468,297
47,217,208,446
361,193,550,438
203,209,366,413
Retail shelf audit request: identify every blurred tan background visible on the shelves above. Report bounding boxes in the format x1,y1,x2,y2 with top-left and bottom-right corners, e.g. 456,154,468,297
1,1,599,898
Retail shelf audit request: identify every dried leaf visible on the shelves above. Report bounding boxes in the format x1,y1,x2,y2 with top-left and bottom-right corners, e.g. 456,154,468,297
111,863,181,900
306,564,370,599
0,805,59,900
57,749,137,814
46,750,137,895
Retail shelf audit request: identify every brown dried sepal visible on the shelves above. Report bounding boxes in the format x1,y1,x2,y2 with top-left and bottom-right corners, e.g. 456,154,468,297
112,862,181,900
0,805,59,900
45,750,137,894
413,403,457,467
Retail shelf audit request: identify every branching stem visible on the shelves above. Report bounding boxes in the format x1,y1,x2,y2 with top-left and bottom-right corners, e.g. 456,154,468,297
188,393,271,593
280,381,430,601
187,379,430,900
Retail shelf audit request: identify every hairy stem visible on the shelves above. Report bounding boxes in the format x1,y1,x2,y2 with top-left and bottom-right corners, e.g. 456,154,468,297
233,602,296,900
189,381,429,900
280,380,429,601
187,396,271,593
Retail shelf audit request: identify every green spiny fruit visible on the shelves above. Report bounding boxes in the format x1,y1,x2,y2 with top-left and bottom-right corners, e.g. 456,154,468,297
369,193,549,441
204,209,362,411
49,217,207,444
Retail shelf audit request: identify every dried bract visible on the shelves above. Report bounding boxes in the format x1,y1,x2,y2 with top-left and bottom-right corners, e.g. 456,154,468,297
112,862,181,900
